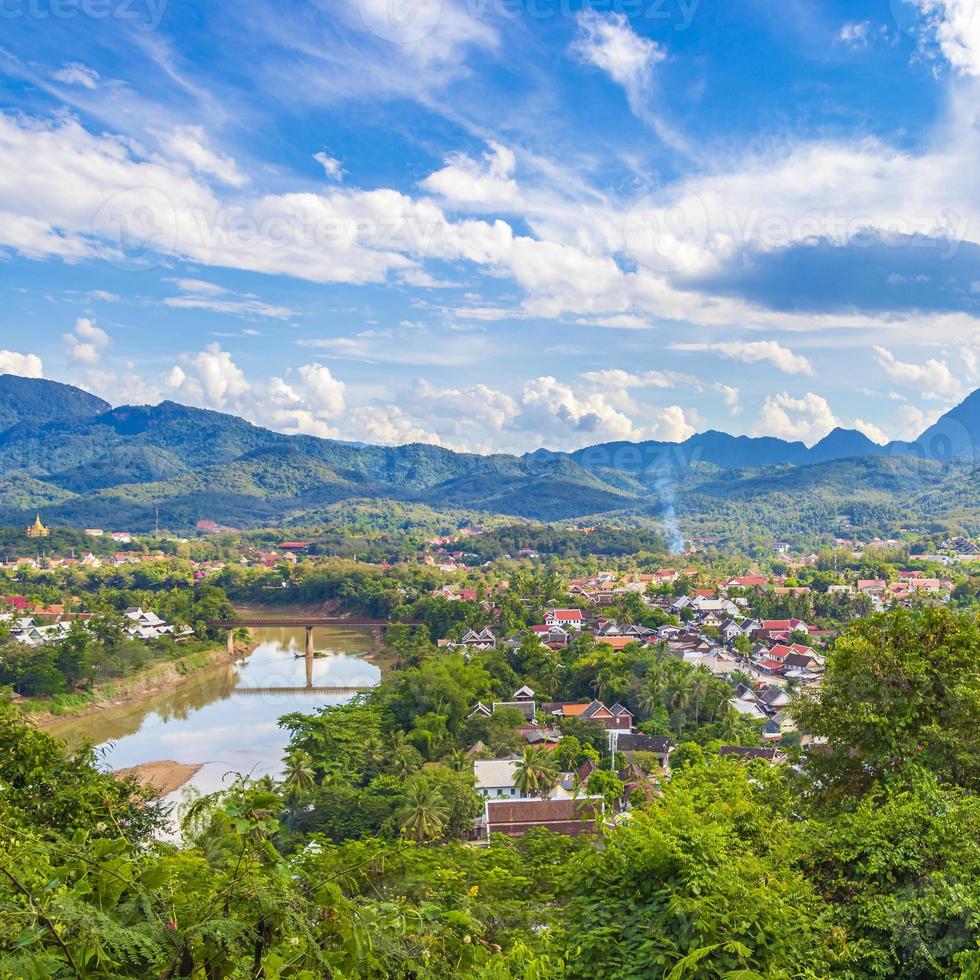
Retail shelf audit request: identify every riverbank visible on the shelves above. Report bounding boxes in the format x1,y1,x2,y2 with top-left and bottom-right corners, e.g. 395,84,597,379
25,642,251,730
117,760,203,795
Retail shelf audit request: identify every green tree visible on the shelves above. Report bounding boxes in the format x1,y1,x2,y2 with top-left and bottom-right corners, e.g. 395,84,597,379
398,778,450,842
794,607,980,792
514,746,561,799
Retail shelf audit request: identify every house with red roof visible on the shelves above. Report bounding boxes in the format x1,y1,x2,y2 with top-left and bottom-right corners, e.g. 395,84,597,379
544,608,585,630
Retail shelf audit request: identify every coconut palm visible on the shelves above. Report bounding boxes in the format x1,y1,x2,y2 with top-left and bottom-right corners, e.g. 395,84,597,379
513,746,561,799
718,701,742,742
540,655,563,698
282,750,316,794
398,780,449,842
443,748,471,773
638,673,667,719
390,744,422,780
689,670,713,727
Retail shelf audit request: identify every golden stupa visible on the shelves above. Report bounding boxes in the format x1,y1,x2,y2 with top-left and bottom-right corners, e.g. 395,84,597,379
26,514,50,538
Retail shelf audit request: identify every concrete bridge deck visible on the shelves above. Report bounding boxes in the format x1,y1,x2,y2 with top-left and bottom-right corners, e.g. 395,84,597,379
212,617,398,628
233,686,376,696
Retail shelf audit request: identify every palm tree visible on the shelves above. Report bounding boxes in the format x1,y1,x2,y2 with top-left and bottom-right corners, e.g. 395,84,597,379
689,671,712,727
390,745,421,780
513,746,561,799
444,748,471,772
282,750,316,794
398,781,449,842
362,735,386,769
638,677,665,720
540,655,562,698
668,675,694,735
718,701,742,742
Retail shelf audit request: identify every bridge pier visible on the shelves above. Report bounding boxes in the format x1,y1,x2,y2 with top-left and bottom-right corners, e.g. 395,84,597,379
227,628,235,656
305,626,314,689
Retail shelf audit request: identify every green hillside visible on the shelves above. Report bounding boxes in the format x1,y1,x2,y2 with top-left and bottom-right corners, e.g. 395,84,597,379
2,376,980,539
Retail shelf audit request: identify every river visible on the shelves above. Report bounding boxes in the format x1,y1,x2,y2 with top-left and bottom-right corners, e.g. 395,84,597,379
49,626,381,808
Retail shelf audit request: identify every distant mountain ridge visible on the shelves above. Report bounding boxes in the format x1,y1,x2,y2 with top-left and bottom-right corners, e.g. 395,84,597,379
0,373,977,534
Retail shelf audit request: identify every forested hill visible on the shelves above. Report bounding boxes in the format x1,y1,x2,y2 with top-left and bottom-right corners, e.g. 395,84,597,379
0,374,978,535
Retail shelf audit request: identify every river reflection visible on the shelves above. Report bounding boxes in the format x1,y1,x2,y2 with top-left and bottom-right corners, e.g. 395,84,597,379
50,626,380,803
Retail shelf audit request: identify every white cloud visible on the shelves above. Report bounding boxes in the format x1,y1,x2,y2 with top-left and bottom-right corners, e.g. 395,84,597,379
580,368,698,390
649,405,696,441
518,375,645,447
172,278,228,296
158,125,248,188
892,401,943,438
715,383,742,416
753,392,838,444
51,62,100,89
873,345,961,399
63,317,109,365
420,141,520,208
913,0,980,75
167,295,295,317
6,109,980,351
166,343,250,408
351,0,497,68
575,314,655,329
572,10,665,116
297,363,346,418
670,340,814,375
0,349,43,378
313,151,344,180
850,418,889,444
344,404,441,447
837,21,871,46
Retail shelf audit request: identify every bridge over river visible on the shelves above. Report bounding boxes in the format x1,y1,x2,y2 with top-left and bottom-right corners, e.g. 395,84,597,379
211,617,420,689
234,685,374,696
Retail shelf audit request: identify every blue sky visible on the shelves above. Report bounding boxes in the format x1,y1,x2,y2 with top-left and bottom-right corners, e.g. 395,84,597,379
1,0,979,452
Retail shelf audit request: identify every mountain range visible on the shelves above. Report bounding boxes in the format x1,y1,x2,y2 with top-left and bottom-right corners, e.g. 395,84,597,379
0,373,978,541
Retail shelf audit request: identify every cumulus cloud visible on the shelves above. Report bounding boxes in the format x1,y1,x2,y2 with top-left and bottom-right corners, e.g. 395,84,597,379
162,346,351,439
297,363,346,418
649,404,696,441
421,142,520,208
873,345,961,399
344,404,441,446
715,383,742,416
913,0,980,75
670,340,814,375
518,375,645,447
166,343,250,408
851,418,889,444
752,392,838,444
0,349,43,378
64,317,109,365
